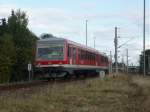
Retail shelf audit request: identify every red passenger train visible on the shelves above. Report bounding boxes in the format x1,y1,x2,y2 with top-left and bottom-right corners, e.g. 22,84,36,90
35,38,109,78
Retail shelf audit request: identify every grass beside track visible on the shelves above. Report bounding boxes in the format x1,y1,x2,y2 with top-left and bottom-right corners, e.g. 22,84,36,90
0,74,149,112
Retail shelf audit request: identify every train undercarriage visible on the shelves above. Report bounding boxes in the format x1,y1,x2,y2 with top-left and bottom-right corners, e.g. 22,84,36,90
34,66,108,80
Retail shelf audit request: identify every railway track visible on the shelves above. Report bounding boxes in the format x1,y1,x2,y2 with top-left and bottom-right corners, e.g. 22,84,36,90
0,75,99,92
0,80,48,91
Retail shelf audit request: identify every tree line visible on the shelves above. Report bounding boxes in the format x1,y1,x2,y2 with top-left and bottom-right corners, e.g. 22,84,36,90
0,9,37,83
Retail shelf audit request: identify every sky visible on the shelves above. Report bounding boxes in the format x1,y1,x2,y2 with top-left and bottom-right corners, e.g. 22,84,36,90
0,0,149,65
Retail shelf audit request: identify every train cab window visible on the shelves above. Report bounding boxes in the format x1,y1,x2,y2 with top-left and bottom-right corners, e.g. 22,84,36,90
37,43,64,60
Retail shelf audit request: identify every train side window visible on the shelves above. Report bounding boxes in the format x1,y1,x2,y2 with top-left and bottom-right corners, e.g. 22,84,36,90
86,51,88,60
73,48,76,57
80,50,82,59
86,52,88,60
68,46,71,58
90,53,91,60
93,54,95,61
78,49,81,60
93,53,95,61
81,50,83,59
78,49,80,59
101,57,103,62
101,56,104,62
105,57,108,63
83,51,85,60
84,51,86,60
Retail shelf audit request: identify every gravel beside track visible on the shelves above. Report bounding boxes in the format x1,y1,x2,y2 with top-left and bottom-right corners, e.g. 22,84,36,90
0,75,99,92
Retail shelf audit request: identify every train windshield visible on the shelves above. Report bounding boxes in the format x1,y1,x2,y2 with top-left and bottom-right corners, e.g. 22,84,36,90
37,43,64,60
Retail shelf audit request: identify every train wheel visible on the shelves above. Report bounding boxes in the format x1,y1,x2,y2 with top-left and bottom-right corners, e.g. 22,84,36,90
64,72,70,80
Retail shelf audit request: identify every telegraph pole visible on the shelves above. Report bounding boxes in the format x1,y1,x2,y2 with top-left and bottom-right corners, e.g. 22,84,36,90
122,54,125,72
109,51,112,74
86,20,88,46
94,37,96,49
126,49,129,74
114,27,118,74
143,0,146,76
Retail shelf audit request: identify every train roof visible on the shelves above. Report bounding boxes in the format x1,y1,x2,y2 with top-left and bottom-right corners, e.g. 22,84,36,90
37,37,108,57
37,37,65,42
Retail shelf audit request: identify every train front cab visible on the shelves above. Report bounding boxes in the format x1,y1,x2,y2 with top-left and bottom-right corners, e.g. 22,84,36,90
34,39,69,78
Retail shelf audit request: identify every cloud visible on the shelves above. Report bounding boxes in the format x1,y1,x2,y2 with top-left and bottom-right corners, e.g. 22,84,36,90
0,4,16,17
0,2,149,65
80,2,97,9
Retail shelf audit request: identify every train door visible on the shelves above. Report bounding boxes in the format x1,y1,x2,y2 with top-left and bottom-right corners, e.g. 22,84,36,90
72,47,76,64
68,46,76,65
148,56,150,74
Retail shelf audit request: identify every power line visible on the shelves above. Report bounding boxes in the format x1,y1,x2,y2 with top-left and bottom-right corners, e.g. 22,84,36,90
118,37,135,48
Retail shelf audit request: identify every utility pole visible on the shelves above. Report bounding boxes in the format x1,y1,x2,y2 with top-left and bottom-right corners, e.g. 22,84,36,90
86,20,88,46
94,37,96,49
114,27,118,74
122,54,125,72
126,49,129,74
109,51,112,74
143,0,146,76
